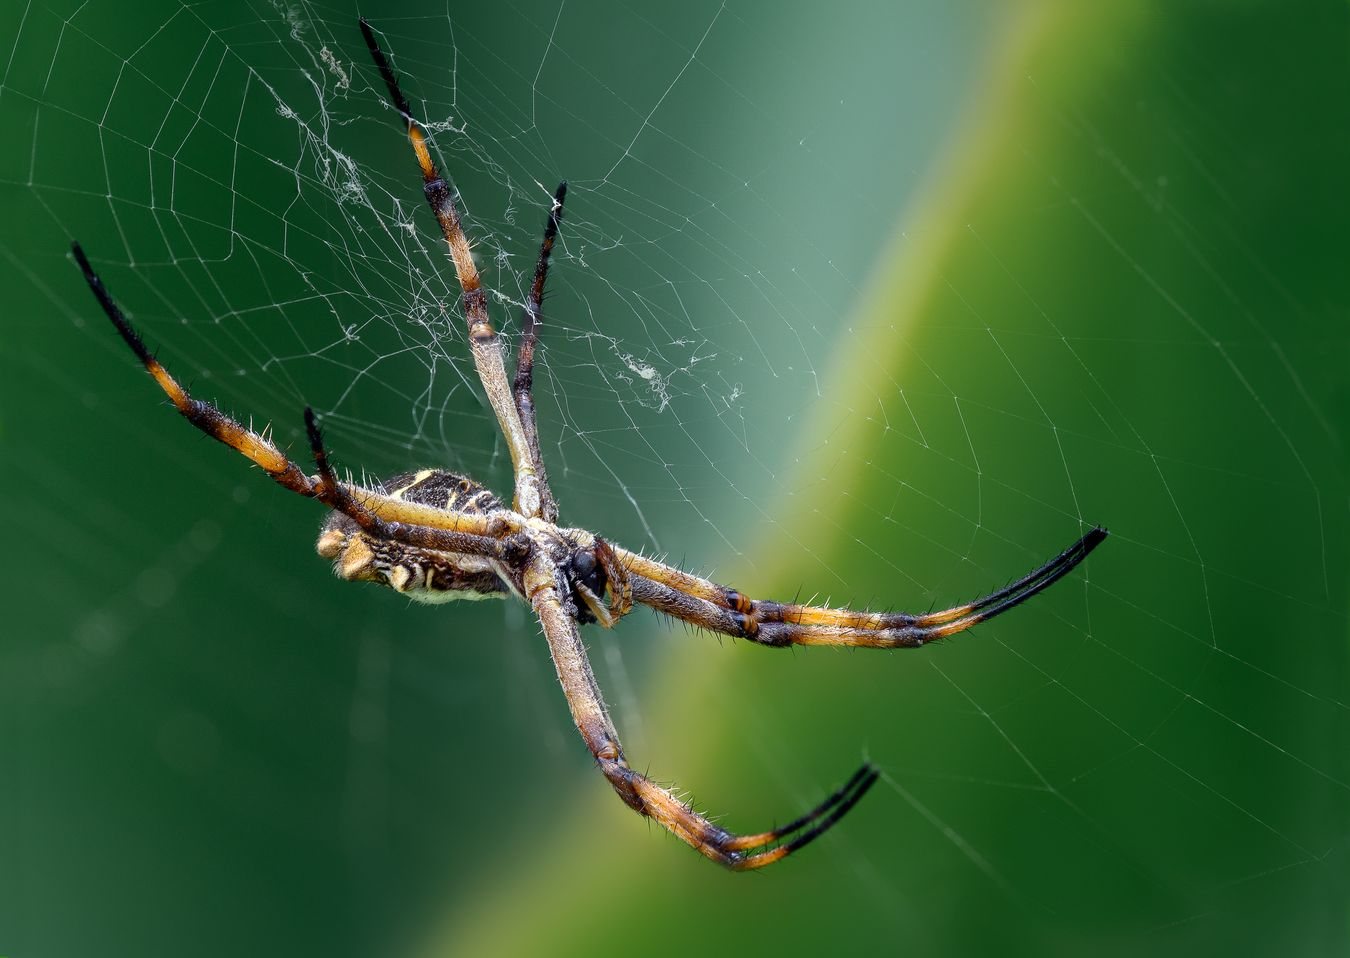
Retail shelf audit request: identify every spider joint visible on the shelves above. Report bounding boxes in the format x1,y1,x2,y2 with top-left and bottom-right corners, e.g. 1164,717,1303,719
723,589,753,614
462,288,489,321
500,531,532,564
598,757,645,813
422,177,448,203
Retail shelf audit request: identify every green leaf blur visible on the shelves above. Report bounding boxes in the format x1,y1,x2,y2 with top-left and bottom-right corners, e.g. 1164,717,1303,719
2,2,1346,957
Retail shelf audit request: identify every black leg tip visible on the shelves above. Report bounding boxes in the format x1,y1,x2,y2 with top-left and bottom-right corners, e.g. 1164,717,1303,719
305,406,337,482
1082,526,1109,553
71,241,92,275
359,18,413,121
358,18,383,63
71,241,155,364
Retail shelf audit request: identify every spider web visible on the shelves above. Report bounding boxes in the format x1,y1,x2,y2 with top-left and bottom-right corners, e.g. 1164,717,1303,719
3,1,1348,956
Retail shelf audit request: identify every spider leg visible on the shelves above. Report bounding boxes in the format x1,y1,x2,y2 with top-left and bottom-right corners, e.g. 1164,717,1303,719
304,408,513,559
619,527,1106,648
73,243,514,546
74,241,318,496
360,18,549,520
526,558,875,870
512,181,568,524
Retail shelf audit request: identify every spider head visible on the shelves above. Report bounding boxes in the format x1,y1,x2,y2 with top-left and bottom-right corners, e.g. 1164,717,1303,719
315,469,509,605
562,534,633,628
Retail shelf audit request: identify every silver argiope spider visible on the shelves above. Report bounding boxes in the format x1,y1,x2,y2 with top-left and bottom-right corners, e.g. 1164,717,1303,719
70,19,1107,871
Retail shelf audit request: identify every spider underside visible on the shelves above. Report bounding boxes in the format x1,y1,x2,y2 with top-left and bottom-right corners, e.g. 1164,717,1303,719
71,19,1107,871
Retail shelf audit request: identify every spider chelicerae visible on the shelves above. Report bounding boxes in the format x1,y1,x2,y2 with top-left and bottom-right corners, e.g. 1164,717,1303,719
70,19,1107,871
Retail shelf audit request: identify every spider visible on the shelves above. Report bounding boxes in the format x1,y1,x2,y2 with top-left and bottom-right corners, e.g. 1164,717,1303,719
69,19,1107,871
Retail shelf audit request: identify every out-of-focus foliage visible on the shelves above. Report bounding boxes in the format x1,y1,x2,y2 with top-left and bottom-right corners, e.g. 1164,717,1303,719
2,2,1347,957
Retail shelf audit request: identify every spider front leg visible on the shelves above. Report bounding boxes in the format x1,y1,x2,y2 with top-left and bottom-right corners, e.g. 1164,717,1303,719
617,527,1106,648
73,243,514,549
527,560,876,870
361,19,552,520
511,181,568,524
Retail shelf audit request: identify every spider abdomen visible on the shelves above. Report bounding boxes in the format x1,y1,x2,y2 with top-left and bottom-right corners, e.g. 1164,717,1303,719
381,469,502,514
315,468,509,603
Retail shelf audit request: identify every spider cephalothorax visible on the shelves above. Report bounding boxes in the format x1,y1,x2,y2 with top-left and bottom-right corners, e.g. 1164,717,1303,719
70,17,1106,871
314,467,629,625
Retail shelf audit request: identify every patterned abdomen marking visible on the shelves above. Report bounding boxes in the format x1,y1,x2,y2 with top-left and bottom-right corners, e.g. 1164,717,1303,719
381,469,503,515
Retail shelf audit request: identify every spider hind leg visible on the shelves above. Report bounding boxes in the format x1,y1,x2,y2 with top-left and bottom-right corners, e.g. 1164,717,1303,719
531,568,875,870
601,756,879,870
618,527,1107,648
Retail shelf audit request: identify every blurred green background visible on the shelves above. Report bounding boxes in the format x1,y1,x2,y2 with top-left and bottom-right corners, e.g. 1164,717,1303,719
3,1,1348,955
